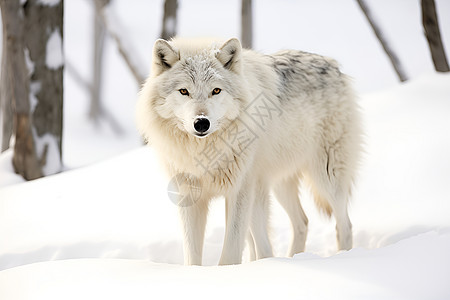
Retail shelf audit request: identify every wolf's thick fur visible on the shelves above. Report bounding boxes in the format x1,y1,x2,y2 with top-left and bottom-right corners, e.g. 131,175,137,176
137,38,362,265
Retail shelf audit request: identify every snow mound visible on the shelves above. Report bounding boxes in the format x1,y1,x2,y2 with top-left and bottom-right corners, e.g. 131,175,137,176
1,73,450,299
0,231,449,299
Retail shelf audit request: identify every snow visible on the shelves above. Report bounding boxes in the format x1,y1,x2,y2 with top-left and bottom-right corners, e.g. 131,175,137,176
45,29,63,70
1,0,450,298
29,81,41,113
32,131,62,176
1,73,450,298
0,231,449,300
23,48,34,76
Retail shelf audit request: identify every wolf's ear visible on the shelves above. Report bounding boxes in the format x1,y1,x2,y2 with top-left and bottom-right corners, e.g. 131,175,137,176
152,39,179,77
216,38,242,73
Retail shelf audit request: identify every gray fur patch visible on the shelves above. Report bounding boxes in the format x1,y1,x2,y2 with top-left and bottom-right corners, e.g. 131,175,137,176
182,56,221,85
271,51,342,100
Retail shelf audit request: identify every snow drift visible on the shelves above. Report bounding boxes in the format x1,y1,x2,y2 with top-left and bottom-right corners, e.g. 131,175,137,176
1,73,450,299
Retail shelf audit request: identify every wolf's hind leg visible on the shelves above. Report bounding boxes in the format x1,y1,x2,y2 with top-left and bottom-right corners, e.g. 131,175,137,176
307,147,353,251
273,176,308,256
330,188,352,250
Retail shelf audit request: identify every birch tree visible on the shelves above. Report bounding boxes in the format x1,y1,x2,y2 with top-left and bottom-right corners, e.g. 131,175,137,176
0,0,64,180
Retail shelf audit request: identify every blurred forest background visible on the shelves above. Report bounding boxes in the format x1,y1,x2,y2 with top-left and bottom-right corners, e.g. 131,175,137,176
0,0,449,183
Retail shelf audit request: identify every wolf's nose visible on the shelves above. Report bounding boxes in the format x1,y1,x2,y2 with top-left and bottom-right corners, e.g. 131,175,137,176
193,118,210,133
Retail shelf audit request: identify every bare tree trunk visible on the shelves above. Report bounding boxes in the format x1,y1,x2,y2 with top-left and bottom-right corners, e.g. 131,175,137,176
1,15,13,152
241,0,253,49
0,0,64,180
422,0,449,72
356,0,408,82
90,0,110,121
160,0,178,41
1,0,41,179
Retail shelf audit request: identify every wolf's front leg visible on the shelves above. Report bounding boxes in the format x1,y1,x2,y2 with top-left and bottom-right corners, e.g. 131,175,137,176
219,182,254,265
178,199,209,265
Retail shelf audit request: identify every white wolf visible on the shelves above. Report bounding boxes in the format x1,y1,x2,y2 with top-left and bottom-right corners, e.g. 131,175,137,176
137,37,362,266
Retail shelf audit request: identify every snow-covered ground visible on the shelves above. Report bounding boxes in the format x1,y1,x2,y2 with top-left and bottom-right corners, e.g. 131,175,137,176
1,231,449,300
1,73,450,299
1,0,450,299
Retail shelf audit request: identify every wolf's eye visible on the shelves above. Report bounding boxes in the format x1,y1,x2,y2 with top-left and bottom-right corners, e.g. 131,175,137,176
212,88,221,95
179,89,189,96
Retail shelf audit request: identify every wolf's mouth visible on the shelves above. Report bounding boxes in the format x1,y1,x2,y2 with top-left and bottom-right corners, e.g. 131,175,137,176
194,132,208,138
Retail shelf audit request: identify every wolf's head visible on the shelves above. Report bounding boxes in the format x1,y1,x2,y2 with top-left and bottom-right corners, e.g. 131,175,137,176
143,38,247,138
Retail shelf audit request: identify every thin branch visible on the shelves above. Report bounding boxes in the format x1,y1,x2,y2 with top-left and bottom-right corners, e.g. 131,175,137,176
65,60,92,94
356,0,408,82
90,0,109,121
65,60,124,135
94,4,147,85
